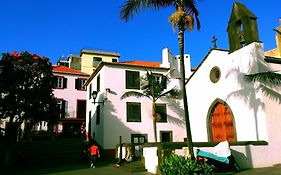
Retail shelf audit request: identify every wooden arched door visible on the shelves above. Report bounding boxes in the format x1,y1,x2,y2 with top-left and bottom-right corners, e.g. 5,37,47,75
210,102,235,142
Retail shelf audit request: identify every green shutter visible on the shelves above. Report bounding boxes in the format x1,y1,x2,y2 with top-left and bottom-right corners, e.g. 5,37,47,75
127,102,141,122
156,104,167,122
126,71,140,89
63,78,67,88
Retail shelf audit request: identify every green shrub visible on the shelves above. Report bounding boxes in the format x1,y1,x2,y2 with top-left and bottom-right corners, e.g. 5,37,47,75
159,154,214,175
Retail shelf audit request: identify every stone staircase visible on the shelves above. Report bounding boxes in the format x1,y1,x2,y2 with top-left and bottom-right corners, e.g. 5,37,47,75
15,138,85,168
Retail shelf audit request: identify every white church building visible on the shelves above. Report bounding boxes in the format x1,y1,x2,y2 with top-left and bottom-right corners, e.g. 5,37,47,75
186,2,281,169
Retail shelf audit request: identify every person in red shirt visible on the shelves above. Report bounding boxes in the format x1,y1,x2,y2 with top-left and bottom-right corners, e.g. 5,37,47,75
88,142,100,168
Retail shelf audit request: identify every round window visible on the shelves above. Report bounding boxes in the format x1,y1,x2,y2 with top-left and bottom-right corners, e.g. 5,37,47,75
209,66,221,83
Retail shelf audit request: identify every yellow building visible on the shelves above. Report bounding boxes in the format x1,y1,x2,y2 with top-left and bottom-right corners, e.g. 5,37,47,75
265,19,281,58
57,49,120,75
80,49,120,74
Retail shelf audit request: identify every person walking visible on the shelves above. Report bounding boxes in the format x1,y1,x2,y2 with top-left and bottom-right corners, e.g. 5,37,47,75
89,141,100,168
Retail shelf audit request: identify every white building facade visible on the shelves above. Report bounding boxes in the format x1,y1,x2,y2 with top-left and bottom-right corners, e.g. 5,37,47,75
85,49,192,156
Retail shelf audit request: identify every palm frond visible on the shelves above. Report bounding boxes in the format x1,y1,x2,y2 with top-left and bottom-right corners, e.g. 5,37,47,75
274,29,281,36
244,71,281,87
120,91,146,99
258,84,281,104
168,10,186,30
120,0,174,21
182,0,200,30
184,14,194,31
159,88,181,100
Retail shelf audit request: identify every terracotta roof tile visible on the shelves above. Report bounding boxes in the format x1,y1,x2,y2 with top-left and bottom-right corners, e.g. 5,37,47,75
119,60,161,67
52,65,89,76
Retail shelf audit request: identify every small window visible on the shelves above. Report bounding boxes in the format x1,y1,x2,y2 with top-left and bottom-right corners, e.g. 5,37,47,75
97,75,100,92
156,104,167,123
77,100,86,119
89,84,92,100
93,57,102,61
210,66,221,83
88,111,92,135
131,134,147,144
127,102,141,122
112,58,118,62
160,131,172,143
153,73,167,89
75,78,87,90
54,76,67,89
93,57,102,67
57,99,67,118
96,105,100,125
126,70,140,89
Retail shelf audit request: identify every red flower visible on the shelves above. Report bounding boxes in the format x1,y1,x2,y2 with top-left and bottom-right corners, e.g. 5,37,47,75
10,51,21,58
33,54,39,60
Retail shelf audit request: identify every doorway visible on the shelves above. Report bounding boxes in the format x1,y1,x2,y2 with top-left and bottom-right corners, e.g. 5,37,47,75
209,101,236,142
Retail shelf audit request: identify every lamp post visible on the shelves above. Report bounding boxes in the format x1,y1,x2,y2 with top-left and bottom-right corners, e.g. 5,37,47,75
91,91,104,105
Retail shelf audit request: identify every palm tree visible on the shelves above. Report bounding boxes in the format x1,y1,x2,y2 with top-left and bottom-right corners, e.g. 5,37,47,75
121,0,200,158
121,71,180,142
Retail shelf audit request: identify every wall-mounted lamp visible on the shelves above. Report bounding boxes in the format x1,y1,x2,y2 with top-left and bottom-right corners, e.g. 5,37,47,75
92,91,104,105
105,88,110,93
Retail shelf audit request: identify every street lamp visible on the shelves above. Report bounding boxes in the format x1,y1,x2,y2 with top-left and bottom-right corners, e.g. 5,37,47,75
91,91,104,105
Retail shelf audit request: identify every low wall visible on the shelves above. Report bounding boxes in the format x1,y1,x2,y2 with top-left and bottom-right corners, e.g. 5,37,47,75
142,141,270,174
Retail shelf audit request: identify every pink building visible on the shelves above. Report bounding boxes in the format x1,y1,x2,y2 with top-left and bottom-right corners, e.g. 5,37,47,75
52,65,89,137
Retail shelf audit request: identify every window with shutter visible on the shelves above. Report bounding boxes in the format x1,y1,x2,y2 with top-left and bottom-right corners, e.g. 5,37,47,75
131,134,148,144
54,76,66,89
88,111,92,137
63,78,67,88
127,102,141,122
89,84,92,100
160,131,172,142
93,57,102,67
96,105,100,125
156,104,167,122
97,75,100,92
126,70,140,89
153,73,167,89
75,78,87,90
57,99,67,118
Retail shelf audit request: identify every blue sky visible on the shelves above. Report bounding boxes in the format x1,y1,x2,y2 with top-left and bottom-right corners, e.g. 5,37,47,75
0,0,280,67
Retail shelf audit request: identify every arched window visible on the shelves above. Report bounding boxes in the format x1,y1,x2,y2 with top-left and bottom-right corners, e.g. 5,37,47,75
209,101,236,142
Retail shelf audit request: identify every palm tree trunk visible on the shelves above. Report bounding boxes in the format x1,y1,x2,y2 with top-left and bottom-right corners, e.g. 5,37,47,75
152,101,157,142
178,24,195,159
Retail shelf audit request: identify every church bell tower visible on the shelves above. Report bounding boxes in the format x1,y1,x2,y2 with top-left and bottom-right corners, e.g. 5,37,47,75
227,2,260,53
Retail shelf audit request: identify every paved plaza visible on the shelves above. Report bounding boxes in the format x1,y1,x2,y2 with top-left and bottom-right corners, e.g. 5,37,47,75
2,161,153,175
2,160,281,175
